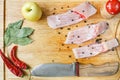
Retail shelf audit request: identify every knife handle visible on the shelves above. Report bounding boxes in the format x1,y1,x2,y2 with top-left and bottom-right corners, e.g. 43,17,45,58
74,62,79,76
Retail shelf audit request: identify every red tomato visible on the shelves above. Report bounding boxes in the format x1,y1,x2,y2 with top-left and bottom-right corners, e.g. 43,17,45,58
106,0,120,15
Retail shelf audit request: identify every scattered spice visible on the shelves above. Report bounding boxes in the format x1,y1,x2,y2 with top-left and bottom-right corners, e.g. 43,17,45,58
67,28,71,30
60,27,63,29
105,40,107,42
58,32,61,34
65,35,67,37
90,53,92,55
71,19,74,21
82,52,84,54
75,59,78,61
111,48,115,51
53,13,55,15
67,6,70,8
88,26,90,28
77,36,80,38
71,10,73,12
82,10,85,12
97,35,100,37
79,46,81,47
61,44,64,46
71,42,74,44
106,23,109,26
96,38,102,44
53,8,56,10
61,7,63,9
76,25,78,27
84,20,87,23
67,46,69,48
69,55,71,58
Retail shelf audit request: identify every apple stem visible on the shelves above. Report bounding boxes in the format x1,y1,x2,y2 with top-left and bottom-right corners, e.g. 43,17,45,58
28,9,32,12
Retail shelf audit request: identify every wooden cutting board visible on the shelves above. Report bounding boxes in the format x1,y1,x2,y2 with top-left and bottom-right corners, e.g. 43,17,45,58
2,0,120,80
0,0,4,80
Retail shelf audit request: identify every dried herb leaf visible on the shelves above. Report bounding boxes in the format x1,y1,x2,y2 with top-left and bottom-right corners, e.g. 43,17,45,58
4,20,34,46
4,27,20,46
8,20,23,29
17,27,34,38
4,28,12,46
13,37,33,46
9,28,20,37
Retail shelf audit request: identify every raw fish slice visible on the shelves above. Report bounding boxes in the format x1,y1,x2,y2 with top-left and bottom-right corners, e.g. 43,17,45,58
65,21,109,44
72,38,119,59
47,2,97,29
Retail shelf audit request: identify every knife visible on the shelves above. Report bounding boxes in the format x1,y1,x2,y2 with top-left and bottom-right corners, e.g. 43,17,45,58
31,62,119,77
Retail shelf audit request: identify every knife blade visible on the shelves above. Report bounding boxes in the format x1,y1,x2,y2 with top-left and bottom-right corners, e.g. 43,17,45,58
31,62,119,77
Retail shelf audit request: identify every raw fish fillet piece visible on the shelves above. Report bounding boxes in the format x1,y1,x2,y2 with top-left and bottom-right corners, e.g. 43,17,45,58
65,21,109,44
72,38,119,58
47,2,97,29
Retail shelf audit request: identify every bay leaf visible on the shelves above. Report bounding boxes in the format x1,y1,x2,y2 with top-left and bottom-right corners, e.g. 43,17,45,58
4,28,12,46
13,37,33,46
17,27,34,38
8,19,23,29
4,19,34,46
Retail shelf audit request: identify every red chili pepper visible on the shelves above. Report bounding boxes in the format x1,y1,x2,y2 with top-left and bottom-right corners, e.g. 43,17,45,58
0,50,23,77
10,46,28,69
106,0,120,15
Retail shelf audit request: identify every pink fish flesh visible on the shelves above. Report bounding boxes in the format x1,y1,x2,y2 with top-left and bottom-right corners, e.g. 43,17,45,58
72,38,119,58
65,21,109,44
47,2,97,29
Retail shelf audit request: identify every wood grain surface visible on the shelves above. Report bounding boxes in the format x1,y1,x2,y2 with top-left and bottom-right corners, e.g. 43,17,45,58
0,0,4,80
1,0,120,80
